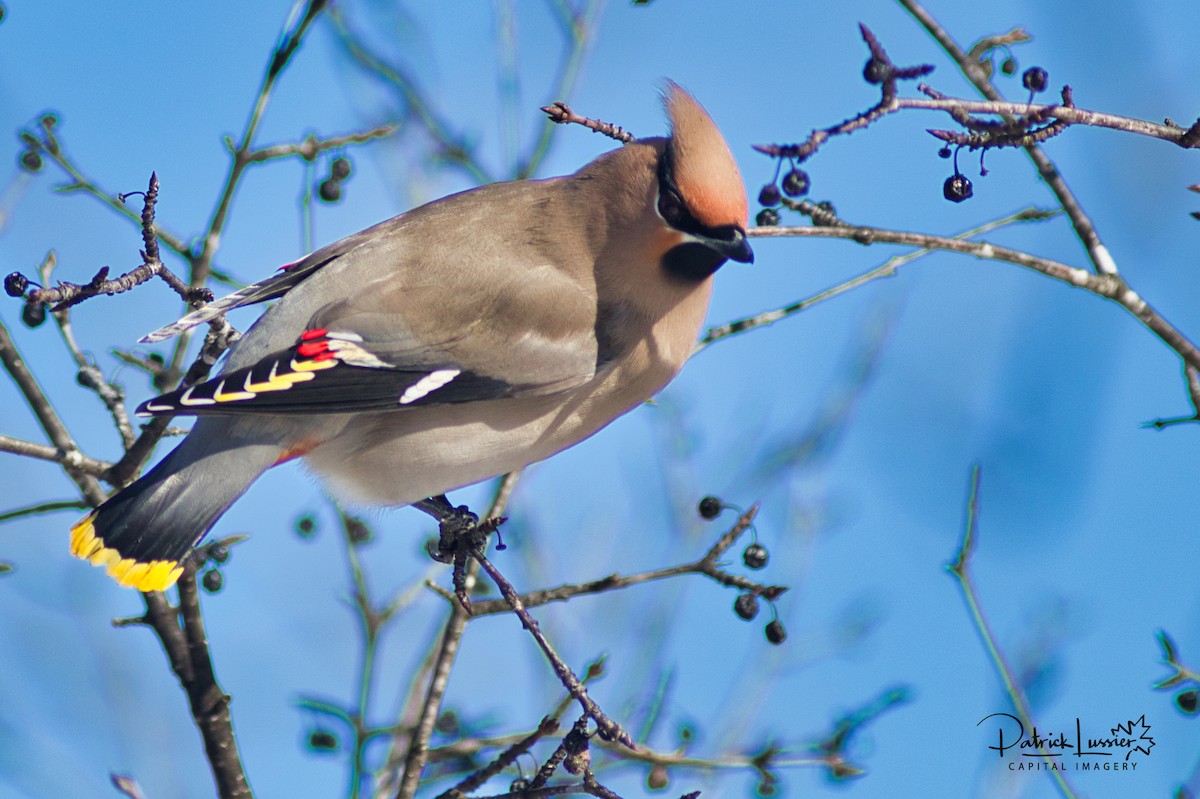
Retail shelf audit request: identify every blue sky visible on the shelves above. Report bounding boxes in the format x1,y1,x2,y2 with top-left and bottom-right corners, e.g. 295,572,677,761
2,1,1199,797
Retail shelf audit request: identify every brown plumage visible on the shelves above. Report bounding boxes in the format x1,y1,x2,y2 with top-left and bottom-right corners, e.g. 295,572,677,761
70,82,752,591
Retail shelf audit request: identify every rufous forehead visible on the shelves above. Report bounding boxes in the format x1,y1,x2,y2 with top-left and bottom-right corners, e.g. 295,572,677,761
664,83,749,228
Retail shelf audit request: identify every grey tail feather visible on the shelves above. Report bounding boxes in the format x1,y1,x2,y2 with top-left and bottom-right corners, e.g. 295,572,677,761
79,427,284,568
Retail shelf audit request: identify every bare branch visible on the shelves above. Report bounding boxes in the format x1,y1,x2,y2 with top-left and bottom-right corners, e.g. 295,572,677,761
451,504,785,616
0,317,105,505
748,221,1200,372
139,568,252,799
0,434,112,477
243,125,397,164
540,102,636,143
898,0,1118,276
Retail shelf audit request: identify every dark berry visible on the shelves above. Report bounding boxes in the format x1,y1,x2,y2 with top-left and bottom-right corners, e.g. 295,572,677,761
743,543,769,570
296,515,316,537
863,57,890,84
758,183,781,207
147,352,165,366
40,113,58,129
781,168,809,197
943,174,973,203
435,709,459,734
1022,66,1048,93
201,569,223,593
317,178,342,203
734,593,759,620
345,516,371,545
510,778,530,792
937,146,952,159
4,272,27,297
698,495,723,520
755,208,780,227
1000,58,1016,76
330,155,353,180
208,544,230,564
21,300,45,328
308,730,338,751
19,149,43,173
647,765,669,791
1177,689,1199,715
765,619,787,645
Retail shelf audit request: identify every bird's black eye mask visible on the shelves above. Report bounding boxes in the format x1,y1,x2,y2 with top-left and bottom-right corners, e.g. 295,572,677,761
656,145,748,280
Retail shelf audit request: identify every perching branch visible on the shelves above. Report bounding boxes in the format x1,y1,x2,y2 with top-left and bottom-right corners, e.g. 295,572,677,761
440,505,786,616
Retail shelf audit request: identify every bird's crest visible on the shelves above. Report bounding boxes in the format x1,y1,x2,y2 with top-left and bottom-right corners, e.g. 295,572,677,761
661,80,748,229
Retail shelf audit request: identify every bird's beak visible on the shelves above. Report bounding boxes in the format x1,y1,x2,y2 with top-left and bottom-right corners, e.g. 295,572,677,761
709,227,754,264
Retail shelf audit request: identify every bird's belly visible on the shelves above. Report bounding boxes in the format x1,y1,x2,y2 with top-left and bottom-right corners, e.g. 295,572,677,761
302,363,674,507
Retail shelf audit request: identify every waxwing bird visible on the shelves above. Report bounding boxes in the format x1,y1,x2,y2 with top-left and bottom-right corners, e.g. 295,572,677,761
70,82,752,591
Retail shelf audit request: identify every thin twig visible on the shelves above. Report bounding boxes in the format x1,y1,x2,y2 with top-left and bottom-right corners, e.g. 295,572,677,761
243,125,397,164
444,504,784,616
434,716,560,799
26,175,212,311
699,207,1057,350
759,93,1193,164
470,546,634,749
948,466,1079,798
0,433,112,477
748,222,1200,372
540,102,635,143
0,317,106,505
0,498,90,524
110,774,147,799
328,7,494,185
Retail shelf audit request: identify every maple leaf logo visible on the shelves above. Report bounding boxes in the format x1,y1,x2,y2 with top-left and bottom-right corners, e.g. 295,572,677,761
1111,715,1155,760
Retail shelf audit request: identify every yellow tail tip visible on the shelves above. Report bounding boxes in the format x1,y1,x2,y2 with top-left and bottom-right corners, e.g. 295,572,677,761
69,513,183,592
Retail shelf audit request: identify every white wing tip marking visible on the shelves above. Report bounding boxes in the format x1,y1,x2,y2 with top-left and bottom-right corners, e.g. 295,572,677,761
398,369,461,405
138,401,176,417
179,386,216,407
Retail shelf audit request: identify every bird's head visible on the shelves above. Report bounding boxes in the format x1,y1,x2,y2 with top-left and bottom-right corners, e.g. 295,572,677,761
656,81,753,280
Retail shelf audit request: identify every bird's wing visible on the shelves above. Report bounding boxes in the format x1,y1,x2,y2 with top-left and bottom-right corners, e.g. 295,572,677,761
136,263,600,416
135,328,520,416
138,178,603,416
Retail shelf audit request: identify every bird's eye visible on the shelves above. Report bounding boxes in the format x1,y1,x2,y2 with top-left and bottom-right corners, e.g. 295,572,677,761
658,189,684,225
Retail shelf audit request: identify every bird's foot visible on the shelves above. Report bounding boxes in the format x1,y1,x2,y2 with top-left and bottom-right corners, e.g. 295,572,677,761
415,495,507,613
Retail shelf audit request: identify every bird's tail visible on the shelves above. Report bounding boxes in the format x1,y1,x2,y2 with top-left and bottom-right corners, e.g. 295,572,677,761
69,420,285,591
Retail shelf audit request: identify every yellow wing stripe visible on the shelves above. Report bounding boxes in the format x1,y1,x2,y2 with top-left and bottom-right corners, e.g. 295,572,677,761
291,357,339,373
243,371,312,393
69,513,183,592
243,360,328,394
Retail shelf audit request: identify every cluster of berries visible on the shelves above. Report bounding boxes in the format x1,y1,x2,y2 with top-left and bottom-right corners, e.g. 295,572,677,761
317,155,354,203
4,272,46,328
941,65,1050,203
697,495,786,644
754,165,810,227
